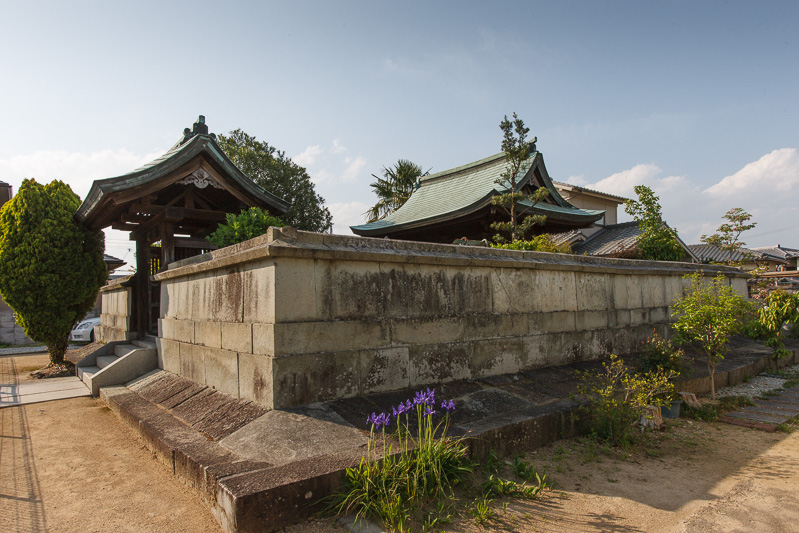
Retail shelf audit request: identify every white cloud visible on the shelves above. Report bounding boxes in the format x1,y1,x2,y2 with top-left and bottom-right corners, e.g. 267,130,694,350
341,156,367,183
328,201,370,235
0,148,163,199
704,148,799,198
564,175,588,186
293,145,322,167
330,139,347,154
586,163,662,197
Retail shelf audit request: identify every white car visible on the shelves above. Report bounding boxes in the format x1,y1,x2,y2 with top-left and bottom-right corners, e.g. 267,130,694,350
70,316,101,342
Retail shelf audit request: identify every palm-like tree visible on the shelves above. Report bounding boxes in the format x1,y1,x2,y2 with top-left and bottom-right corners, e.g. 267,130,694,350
364,159,429,223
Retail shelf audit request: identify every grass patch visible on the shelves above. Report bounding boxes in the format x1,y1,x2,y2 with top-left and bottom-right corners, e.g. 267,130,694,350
682,395,755,422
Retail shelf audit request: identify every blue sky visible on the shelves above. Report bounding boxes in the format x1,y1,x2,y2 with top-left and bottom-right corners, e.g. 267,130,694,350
1,1,797,269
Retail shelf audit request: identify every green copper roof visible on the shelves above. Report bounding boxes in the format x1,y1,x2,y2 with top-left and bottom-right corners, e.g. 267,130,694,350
351,148,604,236
76,117,290,227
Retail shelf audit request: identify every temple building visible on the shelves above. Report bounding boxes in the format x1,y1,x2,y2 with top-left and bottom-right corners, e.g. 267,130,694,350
350,140,606,242
76,116,289,337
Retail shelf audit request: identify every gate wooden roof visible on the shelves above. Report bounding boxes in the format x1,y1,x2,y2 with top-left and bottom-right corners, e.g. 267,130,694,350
76,116,290,243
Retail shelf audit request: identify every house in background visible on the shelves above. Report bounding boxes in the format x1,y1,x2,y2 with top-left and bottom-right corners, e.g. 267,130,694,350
688,244,787,271
750,245,799,271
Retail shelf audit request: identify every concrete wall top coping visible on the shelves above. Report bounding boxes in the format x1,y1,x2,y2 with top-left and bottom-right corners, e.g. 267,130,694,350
151,226,747,283
98,274,134,293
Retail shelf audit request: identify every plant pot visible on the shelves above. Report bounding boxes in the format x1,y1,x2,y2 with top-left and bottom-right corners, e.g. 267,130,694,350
661,400,682,419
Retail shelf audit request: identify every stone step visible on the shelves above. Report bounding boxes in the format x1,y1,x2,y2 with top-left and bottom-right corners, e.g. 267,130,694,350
744,405,799,417
133,339,157,350
78,365,100,384
96,355,119,369
114,344,139,357
725,411,789,424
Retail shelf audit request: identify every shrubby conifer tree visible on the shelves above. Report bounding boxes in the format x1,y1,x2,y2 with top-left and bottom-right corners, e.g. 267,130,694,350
0,179,107,363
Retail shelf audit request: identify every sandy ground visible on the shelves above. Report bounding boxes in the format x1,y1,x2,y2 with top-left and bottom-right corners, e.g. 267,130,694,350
0,352,221,533
4,351,799,533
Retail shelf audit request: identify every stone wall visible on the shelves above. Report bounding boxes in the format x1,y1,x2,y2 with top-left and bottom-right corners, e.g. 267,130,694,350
98,276,134,342
0,298,33,345
116,227,748,410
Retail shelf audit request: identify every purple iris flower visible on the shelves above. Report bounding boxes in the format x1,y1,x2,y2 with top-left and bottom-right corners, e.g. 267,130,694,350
441,399,456,412
424,406,436,417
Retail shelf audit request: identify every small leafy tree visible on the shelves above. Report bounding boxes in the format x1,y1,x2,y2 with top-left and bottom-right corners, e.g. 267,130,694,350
0,179,106,364
671,272,751,400
364,159,429,222
624,185,684,261
491,113,549,243
491,234,572,253
700,208,756,266
574,354,676,447
757,289,799,358
206,207,285,248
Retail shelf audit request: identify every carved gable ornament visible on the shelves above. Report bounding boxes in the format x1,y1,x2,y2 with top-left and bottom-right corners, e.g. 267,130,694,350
177,168,223,189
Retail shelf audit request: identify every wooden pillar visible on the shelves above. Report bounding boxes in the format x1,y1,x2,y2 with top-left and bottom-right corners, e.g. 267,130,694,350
162,222,175,268
135,238,149,337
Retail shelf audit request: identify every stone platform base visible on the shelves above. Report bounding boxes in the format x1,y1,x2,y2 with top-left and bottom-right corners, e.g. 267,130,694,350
102,338,797,532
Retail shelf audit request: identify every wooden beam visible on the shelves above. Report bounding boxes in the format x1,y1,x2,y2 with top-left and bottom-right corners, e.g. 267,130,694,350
175,236,217,249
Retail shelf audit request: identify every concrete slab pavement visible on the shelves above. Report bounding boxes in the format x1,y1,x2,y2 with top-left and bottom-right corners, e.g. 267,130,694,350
0,376,90,408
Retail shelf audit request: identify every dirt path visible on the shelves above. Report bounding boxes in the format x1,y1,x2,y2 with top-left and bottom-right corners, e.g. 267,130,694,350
0,352,222,533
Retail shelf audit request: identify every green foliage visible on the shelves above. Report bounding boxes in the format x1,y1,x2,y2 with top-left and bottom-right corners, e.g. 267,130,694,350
206,207,285,248
624,185,684,261
681,395,754,422
700,208,756,265
574,354,676,447
330,393,471,530
217,130,332,232
757,289,799,358
365,159,429,222
638,331,686,378
671,272,751,399
490,113,549,243
0,179,106,364
491,233,572,253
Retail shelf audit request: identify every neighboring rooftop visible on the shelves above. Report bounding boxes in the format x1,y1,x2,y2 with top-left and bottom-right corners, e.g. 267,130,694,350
750,245,799,261
688,244,775,265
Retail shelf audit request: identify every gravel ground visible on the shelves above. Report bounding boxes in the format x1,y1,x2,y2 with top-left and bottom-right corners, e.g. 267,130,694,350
714,363,799,398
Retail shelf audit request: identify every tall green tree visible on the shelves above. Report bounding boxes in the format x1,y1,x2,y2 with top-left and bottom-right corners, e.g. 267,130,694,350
700,208,757,265
624,185,684,261
218,129,333,232
491,113,549,243
0,179,106,364
364,159,429,222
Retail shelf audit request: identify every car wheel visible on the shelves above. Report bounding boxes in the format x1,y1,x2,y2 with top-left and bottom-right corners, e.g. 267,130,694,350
90,330,95,343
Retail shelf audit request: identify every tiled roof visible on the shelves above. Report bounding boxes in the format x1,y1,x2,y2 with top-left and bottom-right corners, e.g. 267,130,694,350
552,181,630,203
688,244,775,264
351,148,604,236
572,222,642,256
749,245,799,261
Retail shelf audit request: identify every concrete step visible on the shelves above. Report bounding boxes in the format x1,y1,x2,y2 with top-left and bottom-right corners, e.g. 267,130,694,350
114,344,139,357
96,355,119,369
78,365,100,384
133,339,157,350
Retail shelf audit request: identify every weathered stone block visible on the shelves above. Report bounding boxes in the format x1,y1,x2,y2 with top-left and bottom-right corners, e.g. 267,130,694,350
523,333,564,369
274,258,317,322
492,268,535,314
203,346,239,397
384,264,492,318
409,342,472,387
575,273,610,311
316,260,386,320
630,308,649,326
179,343,206,384
242,260,276,323
642,276,666,308
238,353,274,408
361,346,410,394
221,322,253,353
610,309,631,328
161,318,195,343
195,320,222,349
462,313,526,341
272,351,361,408
159,338,181,373
391,316,463,346
471,338,525,377
574,310,609,331
532,270,577,312
528,311,576,335
252,323,275,356
273,320,389,355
